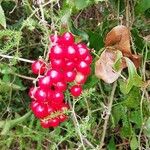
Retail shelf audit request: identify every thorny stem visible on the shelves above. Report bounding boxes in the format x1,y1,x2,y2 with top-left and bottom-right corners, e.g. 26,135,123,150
0,54,34,63
99,81,117,149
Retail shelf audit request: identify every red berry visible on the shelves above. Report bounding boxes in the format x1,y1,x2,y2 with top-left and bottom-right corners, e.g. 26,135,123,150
49,45,64,59
64,70,76,82
48,118,60,127
63,60,75,71
51,58,65,69
76,61,91,75
55,81,67,92
49,34,61,44
28,87,37,99
70,85,82,97
77,44,89,59
38,76,52,89
75,72,87,84
52,91,64,104
32,103,49,118
34,88,48,103
65,45,77,59
84,54,92,65
47,69,63,83
47,89,53,102
40,119,51,128
61,32,74,45
31,60,46,75
30,101,39,111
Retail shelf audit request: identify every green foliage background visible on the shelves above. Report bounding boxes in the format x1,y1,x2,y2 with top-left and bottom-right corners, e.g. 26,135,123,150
0,0,149,149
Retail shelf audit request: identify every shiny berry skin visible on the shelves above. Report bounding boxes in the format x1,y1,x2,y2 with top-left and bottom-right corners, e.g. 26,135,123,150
59,114,68,122
51,58,65,69
64,70,76,82
30,101,39,112
84,54,92,65
31,60,46,75
65,45,77,59
38,76,52,88
28,87,37,99
32,103,49,118
70,85,82,97
75,72,87,84
48,118,60,127
34,88,48,103
52,91,64,103
40,119,51,128
61,32,74,45
76,61,91,75
63,60,75,71
49,34,61,44
47,69,63,83
55,81,67,92
49,45,64,59
77,44,89,59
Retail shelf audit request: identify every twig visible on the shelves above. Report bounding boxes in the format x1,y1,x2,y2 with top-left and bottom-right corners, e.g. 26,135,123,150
0,54,34,63
13,73,35,81
99,81,117,149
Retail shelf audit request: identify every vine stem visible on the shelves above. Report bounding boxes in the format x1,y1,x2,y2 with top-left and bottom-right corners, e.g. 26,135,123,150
99,81,117,149
0,54,34,63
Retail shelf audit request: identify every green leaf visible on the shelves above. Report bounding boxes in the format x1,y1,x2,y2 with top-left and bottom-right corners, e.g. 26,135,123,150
130,110,142,128
69,21,89,42
123,87,141,109
113,51,123,72
107,137,116,150
120,57,143,94
130,133,138,150
135,0,150,15
0,4,6,29
74,0,91,10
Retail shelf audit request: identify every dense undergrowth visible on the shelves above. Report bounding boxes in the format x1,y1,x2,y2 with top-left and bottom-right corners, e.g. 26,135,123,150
0,0,150,149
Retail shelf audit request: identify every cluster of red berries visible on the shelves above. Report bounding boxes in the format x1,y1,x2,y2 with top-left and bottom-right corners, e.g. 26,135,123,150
29,32,92,128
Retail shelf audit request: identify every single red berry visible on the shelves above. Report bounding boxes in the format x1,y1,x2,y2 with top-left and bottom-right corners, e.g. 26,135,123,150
48,118,60,127
32,103,49,118
84,54,92,65
31,60,46,75
65,45,78,59
49,45,64,59
63,60,75,71
51,58,65,69
76,60,91,75
38,76,52,89
52,91,64,104
49,34,61,44
64,70,76,82
47,89,53,102
75,72,87,84
55,81,67,92
34,88,48,103
30,100,39,112
61,32,74,45
70,85,82,97
40,119,51,128
77,43,87,49
28,87,37,99
59,114,68,122
47,69,63,83
77,44,89,59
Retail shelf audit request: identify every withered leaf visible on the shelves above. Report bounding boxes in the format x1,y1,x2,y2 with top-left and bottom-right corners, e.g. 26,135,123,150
95,50,124,84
